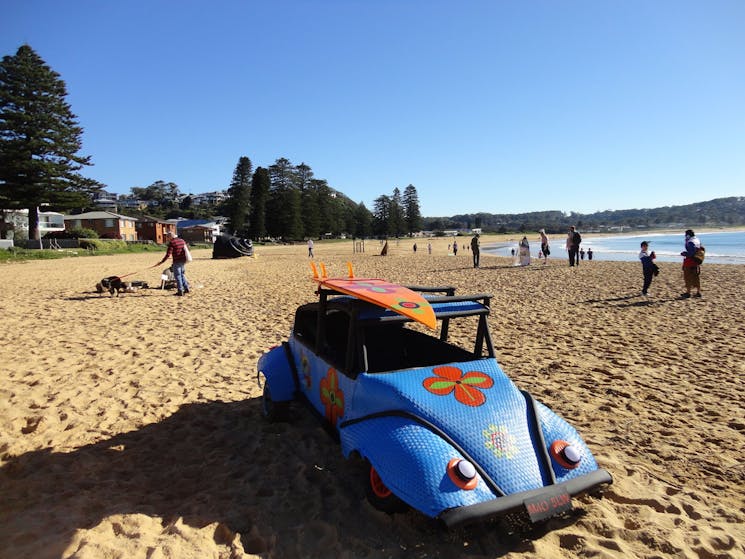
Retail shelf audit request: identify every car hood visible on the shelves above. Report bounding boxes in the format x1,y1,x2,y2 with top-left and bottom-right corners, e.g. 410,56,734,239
346,359,590,494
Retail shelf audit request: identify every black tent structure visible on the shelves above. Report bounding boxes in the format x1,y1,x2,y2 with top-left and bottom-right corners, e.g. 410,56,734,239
212,235,254,259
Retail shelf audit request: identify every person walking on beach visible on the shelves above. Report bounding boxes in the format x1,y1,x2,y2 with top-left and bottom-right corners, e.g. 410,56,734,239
428,242,432,255
156,230,191,296
639,241,657,296
539,229,550,265
470,233,480,268
453,241,458,256
307,238,314,258
680,229,702,298
519,236,531,266
566,226,581,267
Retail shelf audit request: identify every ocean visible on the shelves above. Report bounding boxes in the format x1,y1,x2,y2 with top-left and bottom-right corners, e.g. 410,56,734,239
482,230,745,265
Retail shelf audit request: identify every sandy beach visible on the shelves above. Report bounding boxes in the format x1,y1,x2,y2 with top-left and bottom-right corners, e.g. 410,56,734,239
1,238,743,559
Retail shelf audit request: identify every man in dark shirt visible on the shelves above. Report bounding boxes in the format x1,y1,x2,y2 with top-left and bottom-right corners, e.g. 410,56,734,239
157,231,191,295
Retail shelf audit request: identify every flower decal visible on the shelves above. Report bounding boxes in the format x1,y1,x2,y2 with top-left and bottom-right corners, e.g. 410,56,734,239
391,297,426,317
354,281,397,294
423,366,494,407
320,367,344,426
300,352,312,389
483,424,518,459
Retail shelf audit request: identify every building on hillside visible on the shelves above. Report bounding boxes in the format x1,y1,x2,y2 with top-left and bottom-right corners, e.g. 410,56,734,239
135,216,177,244
191,191,227,206
118,198,150,211
63,211,138,240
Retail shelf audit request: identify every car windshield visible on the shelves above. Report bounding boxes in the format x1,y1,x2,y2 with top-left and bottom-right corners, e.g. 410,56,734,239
361,317,482,374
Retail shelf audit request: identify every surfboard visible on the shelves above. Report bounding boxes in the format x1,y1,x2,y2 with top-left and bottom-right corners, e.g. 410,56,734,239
311,263,437,329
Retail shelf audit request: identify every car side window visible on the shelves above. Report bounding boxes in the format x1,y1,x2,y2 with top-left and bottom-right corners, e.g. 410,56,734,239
320,309,350,371
293,307,317,348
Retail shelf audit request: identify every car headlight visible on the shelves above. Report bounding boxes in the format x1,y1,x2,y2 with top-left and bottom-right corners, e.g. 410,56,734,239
550,440,582,469
447,458,478,490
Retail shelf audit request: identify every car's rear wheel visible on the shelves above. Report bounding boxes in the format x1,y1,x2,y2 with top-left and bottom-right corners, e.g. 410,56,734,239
365,462,408,514
262,382,289,422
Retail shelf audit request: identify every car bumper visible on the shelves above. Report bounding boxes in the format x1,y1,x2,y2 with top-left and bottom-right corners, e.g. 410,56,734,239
439,468,613,528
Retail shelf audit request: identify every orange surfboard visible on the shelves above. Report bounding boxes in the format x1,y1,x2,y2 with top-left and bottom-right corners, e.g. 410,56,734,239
311,263,437,329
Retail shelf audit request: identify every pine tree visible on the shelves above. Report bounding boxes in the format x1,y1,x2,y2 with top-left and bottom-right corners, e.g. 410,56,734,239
0,45,100,240
225,156,252,235
267,158,303,240
403,184,422,235
390,188,405,237
248,167,269,239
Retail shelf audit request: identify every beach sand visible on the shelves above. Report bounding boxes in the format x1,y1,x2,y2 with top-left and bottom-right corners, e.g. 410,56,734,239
1,238,743,559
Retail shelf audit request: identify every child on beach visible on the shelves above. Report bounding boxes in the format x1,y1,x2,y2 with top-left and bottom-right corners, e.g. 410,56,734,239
639,241,657,296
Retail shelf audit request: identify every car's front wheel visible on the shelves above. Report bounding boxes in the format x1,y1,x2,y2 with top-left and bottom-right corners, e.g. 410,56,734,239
262,382,289,422
365,462,408,514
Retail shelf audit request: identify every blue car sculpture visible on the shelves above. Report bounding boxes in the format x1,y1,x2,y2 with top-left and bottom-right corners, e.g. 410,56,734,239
258,273,612,528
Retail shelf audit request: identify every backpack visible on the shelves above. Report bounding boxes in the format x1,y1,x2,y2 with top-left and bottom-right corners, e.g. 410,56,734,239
692,245,705,265
572,231,582,245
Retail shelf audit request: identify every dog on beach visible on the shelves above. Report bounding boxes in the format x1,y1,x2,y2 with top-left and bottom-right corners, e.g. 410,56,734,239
95,276,149,296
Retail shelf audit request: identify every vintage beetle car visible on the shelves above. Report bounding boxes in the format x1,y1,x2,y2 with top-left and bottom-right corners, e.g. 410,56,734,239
258,280,612,528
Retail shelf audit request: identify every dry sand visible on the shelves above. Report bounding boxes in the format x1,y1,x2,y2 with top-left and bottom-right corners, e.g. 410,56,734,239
1,237,743,559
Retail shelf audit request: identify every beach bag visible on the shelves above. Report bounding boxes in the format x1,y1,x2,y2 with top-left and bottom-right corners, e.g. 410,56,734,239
184,244,193,262
652,263,660,276
573,232,582,245
692,245,705,265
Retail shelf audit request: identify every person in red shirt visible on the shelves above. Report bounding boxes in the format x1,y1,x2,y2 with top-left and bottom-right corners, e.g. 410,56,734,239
157,231,191,296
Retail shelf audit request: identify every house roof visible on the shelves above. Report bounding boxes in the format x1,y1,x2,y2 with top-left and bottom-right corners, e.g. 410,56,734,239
180,224,214,230
63,211,137,221
176,219,218,229
136,215,174,224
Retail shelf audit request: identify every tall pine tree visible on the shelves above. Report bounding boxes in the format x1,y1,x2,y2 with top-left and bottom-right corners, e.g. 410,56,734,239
225,156,252,235
0,45,100,240
248,167,269,239
403,184,422,235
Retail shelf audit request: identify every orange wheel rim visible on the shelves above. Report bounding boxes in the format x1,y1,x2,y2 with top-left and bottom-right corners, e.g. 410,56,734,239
370,466,392,498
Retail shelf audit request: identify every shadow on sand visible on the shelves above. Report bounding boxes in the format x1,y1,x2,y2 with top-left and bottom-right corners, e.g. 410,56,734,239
0,398,586,558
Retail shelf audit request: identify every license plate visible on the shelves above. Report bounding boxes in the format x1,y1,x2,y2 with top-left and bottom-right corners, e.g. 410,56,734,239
523,487,573,522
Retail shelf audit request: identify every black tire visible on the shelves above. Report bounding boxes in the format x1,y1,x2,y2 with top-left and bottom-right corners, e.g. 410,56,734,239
262,382,290,422
365,462,408,514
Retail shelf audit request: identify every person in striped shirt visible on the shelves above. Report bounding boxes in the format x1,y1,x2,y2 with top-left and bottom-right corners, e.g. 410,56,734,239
157,231,191,296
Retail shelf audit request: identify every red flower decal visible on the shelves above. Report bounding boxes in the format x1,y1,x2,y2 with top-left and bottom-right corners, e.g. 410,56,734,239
320,367,345,426
423,366,494,407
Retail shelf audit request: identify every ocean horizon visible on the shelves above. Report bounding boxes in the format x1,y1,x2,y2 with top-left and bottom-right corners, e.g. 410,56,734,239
482,229,745,265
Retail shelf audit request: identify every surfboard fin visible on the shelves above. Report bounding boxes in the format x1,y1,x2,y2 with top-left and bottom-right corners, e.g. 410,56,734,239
346,262,355,279
310,261,319,279
320,262,328,279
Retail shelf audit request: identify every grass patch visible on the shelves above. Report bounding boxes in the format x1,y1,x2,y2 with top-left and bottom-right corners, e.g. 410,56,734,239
0,242,165,263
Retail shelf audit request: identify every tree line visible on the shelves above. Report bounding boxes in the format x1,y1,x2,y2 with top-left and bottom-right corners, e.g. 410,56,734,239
425,197,745,234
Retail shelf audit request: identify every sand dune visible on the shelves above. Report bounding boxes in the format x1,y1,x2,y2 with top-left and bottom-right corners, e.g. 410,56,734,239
1,238,743,558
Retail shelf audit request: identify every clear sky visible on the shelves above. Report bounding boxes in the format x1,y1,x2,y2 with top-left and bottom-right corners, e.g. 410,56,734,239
3,1,744,217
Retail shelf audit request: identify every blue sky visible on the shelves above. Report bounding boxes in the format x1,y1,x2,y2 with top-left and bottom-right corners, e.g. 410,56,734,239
3,1,744,217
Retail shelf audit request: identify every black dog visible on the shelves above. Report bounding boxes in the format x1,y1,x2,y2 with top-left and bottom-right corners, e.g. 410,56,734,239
96,277,149,296
96,276,126,296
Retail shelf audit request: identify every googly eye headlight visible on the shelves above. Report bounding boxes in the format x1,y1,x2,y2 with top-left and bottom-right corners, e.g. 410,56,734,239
447,458,478,490
550,440,582,469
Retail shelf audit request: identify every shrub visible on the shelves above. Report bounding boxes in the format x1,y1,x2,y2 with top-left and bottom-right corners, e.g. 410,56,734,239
60,227,99,239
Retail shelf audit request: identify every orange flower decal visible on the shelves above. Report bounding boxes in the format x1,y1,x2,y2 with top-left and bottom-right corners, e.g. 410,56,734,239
320,367,345,426
423,366,494,407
